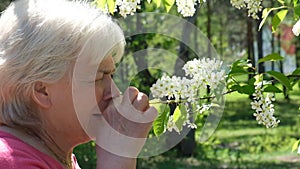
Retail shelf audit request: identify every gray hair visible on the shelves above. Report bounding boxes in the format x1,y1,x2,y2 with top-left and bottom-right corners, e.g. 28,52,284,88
0,0,125,133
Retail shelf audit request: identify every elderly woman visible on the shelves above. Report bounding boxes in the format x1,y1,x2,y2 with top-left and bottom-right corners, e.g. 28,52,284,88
0,0,157,169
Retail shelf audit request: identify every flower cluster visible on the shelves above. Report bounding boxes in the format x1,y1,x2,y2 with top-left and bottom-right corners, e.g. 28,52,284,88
150,75,195,102
150,58,226,103
116,0,141,17
230,0,245,9
183,58,225,91
151,58,225,133
292,19,300,36
176,0,197,17
230,0,263,19
251,83,280,128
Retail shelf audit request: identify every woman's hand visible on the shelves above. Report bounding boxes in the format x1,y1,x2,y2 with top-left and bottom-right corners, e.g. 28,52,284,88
95,87,157,169
101,87,157,138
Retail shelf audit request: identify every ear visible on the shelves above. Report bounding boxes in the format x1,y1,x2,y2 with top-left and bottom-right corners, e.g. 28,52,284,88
32,82,51,108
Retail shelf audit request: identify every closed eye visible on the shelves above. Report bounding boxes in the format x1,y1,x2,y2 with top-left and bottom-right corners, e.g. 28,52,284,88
95,73,114,83
95,72,104,82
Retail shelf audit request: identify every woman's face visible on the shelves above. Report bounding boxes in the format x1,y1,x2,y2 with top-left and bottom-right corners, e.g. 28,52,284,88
43,56,119,144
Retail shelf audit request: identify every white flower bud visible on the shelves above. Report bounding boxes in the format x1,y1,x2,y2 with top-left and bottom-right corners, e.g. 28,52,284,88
292,19,300,36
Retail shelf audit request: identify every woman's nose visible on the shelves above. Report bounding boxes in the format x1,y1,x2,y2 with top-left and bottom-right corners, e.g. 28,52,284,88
103,75,121,101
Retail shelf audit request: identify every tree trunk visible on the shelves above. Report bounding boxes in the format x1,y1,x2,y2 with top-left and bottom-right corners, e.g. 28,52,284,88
296,37,300,68
256,12,264,74
207,0,212,58
247,16,254,80
171,3,201,157
276,33,290,101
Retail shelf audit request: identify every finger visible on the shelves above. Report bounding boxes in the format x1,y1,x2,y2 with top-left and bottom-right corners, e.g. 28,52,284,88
122,87,139,104
143,106,158,122
132,92,149,112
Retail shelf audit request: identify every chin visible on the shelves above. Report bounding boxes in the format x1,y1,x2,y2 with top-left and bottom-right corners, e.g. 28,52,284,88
76,130,94,145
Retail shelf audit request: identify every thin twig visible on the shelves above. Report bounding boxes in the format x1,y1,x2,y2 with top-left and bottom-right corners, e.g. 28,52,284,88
149,90,236,104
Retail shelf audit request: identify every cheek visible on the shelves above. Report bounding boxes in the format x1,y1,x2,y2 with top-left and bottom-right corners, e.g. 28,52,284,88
95,85,104,103
52,88,73,110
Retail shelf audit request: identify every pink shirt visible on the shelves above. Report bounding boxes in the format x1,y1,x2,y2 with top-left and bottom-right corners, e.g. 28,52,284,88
0,130,81,169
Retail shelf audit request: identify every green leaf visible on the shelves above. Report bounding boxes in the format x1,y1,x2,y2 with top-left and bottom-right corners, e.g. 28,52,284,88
231,84,255,95
228,66,249,76
230,85,241,91
173,105,187,131
277,0,285,4
147,0,152,3
240,85,255,95
249,77,256,86
163,0,175,12
290,68,300,87
153,103,170,136
259,8,273,30
266,71,292,90
263,85,282,93
232,59,248,67
95,0,107,10
107,0,116,14
153,0,162,8
294,0,299,7
294,4,300,19
292,68,300,75
272,9,288,32
292,140,300,152
258,53,284,63
254,74,264,84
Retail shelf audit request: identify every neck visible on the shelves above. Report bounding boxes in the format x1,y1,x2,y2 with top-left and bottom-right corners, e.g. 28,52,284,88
41,128,75,168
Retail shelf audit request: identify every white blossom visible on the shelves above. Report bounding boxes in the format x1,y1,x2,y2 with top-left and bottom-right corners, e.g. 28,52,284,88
116,0,140,17
182,115,197,129
253,91,262,100
230,0,263,19
230,0,245,9
298,145,300,154
251,83,280,128
151,58,225,134
292,19,300,36
246,0,263,19
185,120,197,129
176,0,197,17
183,58,226,91
196,104,212,114
151,58,226,104
150,74,194,102
166,116,180,133
251,100,262,111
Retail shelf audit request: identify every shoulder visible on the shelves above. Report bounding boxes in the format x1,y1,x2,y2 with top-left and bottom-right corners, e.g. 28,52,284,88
0,135,14,168
0,130,64,169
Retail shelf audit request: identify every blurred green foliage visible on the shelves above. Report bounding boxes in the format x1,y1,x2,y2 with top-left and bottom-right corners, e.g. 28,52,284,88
73,141,97,169
0,0,11,12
